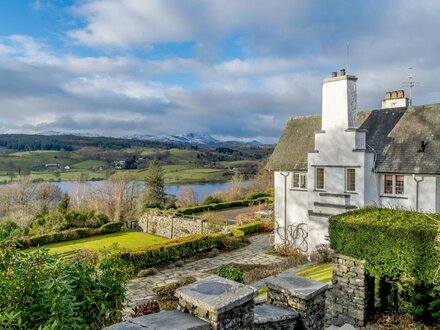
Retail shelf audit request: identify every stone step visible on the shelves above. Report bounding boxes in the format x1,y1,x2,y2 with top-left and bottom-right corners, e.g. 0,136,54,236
253,304,299,330
104,310,211,330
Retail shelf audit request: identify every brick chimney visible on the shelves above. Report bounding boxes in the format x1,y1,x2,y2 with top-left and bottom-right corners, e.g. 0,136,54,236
381,90,409,109
321,70,358,131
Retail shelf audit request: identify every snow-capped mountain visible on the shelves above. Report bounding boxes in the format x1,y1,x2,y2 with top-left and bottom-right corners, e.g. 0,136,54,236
37,131,263,147
123,133,263,147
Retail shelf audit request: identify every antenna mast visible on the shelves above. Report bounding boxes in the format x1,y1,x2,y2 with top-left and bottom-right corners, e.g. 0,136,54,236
346,43,350,73
401,67,420,106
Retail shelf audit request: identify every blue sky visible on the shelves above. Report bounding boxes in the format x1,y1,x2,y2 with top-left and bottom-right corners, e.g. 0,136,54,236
0,1,439,143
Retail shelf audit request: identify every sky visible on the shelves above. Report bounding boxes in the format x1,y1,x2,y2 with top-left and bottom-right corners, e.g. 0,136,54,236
0,0,439,143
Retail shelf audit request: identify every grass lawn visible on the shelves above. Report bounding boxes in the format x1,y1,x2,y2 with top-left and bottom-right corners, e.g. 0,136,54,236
39,231,168,255
296,263,333,283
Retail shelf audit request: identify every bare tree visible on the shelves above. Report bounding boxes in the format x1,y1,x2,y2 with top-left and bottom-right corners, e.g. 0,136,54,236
88,172,140,222
176,186,198,207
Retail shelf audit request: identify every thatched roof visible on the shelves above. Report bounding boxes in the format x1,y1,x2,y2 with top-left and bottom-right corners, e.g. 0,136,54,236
266,103,440,174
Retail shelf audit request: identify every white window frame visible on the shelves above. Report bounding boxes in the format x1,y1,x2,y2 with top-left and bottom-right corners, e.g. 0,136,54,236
383,174,405,195
292,172,307,189
315,167,325,190
346,168,356,192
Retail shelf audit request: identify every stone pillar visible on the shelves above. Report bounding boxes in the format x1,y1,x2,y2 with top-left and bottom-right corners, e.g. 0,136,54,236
326,254,374,327
175,275,256,330
266,272,328,330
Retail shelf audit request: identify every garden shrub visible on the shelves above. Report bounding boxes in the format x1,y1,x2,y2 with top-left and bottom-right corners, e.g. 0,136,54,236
101,221,123,234
120,234,225,272
176,197,270,215
19,222,122,248
217,265,244,283
202,195,223,205
0,220,24,241
329,207,440,322
0,242,129,329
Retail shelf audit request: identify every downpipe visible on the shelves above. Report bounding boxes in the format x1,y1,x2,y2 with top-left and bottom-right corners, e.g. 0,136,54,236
412,174,424,212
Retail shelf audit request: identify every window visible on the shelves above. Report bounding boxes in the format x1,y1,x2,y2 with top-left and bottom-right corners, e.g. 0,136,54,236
292,172,307,189
315,167,325,190
395,175,404,195
384,175,393,194
346,168,356,192
383,175,405,195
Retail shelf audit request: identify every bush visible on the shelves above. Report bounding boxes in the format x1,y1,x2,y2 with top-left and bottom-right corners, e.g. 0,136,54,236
310,243,332,264
329,207,440,323
101,221,123,234
120,234,225,272
177,197,270,216
19,227,100,248
217,265,244,283
0,220,24,241
0,243,129,329
19,222,122,248
202,195,222,205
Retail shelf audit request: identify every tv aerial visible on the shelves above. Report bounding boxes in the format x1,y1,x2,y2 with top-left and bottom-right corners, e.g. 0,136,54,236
401,67,420,106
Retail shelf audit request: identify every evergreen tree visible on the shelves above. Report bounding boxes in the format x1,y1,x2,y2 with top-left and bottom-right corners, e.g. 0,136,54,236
144,160,165,208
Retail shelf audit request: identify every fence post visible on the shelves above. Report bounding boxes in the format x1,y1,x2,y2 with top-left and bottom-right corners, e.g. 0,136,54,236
171,216,174,239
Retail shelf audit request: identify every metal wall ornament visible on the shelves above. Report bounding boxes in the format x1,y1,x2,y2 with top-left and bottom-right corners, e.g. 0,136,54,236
275,221,309,252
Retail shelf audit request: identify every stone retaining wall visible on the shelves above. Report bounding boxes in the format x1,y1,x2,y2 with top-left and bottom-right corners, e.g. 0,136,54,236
325,254,374,328
139,213,228,239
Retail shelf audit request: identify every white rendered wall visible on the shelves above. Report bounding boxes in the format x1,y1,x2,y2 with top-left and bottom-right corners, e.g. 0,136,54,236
437,177,440,212
273,171,309,248
378,175,437,212
321,76,357,132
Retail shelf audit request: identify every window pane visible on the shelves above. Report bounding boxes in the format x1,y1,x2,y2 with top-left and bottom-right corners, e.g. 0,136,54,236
346,168,356,191
395,175,404,194
384,175,393,194
316,168,324,190
292,173,299,188
300,173,307,189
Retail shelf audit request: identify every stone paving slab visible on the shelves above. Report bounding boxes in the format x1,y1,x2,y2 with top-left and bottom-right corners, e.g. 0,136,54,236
125,234,284,312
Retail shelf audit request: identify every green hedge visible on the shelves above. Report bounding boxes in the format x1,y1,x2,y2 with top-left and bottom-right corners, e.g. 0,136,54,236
329,207,439,284
229,221,263,239
329,207,440,321
176,197,270,215
101,222,123,234
19,222,123,248
120,234,225,271
120,221,266,272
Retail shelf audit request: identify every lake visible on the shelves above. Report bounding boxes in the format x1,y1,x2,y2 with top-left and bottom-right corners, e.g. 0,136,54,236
53,180,252,202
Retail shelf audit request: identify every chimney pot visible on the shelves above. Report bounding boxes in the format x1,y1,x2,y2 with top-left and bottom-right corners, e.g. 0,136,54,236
391,91,398,99
340,69,346,76
331,71,337,78
397,90,405,98
385,92,391,100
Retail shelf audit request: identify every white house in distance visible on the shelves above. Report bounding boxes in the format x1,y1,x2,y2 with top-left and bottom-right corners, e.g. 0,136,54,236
266,69,440,253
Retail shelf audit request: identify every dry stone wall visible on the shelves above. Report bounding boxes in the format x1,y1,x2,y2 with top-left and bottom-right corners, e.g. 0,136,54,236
139,213,228,239
325,254,374,328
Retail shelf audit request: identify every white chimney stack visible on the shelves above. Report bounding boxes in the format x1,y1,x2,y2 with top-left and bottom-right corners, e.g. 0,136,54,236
321,70,358,131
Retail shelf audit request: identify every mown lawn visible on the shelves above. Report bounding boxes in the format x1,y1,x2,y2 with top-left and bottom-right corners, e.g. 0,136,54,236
38,231,167,255
296,263,333,283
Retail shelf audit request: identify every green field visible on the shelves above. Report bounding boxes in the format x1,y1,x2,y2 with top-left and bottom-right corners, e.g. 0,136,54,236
0,143,270,184
35,231,168,255
296,263,333,283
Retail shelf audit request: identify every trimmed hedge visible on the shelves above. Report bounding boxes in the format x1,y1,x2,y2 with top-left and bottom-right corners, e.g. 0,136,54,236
329,207,439,284
120,221,268,272
120,234,225,271
329,207,440,321
176,197,270,216
101,221,123,234
19,222,123,248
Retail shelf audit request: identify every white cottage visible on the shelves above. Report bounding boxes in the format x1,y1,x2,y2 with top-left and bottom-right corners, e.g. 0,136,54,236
266,70,440,253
